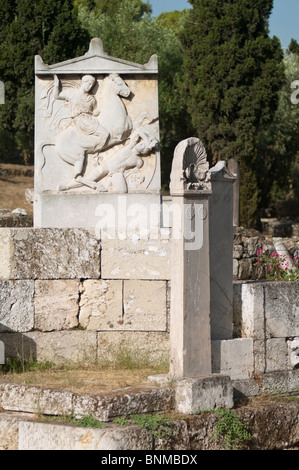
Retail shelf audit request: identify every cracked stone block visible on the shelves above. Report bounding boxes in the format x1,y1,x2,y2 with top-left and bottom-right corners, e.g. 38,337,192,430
287,337,299,369
123,280,167,331
101,238,171,280
264,283,299,338
0,228,101,280
0,280,34,332
34,280,80,331
79,280,123,330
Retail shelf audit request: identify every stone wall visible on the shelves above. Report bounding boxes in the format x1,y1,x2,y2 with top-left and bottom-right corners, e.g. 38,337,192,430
233,227,299,280
0,227,171,365
1,226,299,398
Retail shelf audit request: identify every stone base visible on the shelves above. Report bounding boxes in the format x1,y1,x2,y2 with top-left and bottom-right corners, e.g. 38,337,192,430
34,192,162,231
174,375,234,414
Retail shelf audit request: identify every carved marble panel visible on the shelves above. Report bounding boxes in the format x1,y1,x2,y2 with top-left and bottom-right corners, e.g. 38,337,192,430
34,39,160,198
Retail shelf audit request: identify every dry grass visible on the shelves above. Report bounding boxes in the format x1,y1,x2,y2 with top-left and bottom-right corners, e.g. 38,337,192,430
0,357,169,395
0,170,33,215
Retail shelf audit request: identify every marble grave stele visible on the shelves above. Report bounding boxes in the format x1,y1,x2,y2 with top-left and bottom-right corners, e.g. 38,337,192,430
34,38,161,231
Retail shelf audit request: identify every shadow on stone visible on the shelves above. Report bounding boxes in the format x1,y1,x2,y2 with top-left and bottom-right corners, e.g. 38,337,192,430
0,327,37,363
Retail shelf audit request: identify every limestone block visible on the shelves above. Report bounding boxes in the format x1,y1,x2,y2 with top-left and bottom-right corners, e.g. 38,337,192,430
0,228,101,280
233,245,243,260
18,421,153,450
73,387,174,423
261,370,299,395
287,337,299,369
265,338,288,372
212,338,254,380
0,280,34,332
0,331,97,364
35,280,79,331
233,259,239,278
38,389,73,416
101,238,171,280
0,382,41,413
174,375,234,414
264,282,299,338
97,331,170,364
233,282,265,340
232,379,260,398
244,237,261,257
253,339,266,375
238,259,253,280
0,413,22,450
123,280,167,331
79,280,123,330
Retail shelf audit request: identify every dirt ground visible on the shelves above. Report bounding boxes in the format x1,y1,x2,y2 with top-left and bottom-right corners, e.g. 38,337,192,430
0,164,34,216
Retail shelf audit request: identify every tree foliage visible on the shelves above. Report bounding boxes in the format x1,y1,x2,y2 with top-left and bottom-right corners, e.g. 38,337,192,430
75,0,152,18
256,49,299,210
181,0,284,227
0,0,89,164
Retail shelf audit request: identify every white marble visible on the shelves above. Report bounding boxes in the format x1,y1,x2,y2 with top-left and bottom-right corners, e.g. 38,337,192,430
34,38,161,229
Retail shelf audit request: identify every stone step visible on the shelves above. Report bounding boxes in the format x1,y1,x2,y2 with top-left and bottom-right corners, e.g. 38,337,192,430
0,381,174,422
0,411,153,450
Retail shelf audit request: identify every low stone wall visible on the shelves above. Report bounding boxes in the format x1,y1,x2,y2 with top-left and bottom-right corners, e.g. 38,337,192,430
1,227,299,398
0,227,171,365
233,227,299,280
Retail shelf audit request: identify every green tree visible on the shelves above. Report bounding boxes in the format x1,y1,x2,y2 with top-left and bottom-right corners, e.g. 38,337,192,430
78,0,192,188
288,38,299,56
75,0,152,18
181,0,284,228
256,49,299,211
156,9,189,33
0,0,89,164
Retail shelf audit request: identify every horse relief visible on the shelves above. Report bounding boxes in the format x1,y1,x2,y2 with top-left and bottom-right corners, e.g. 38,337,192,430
38,73,158,193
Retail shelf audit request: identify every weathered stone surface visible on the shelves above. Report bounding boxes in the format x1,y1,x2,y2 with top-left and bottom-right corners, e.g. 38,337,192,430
233,245,243,260
97,331,169,364
123,280,167,331
35,280,79,331
101,237,171,280
288,337,299,369
18,421,153,450
233,281,265,340
238,259,253,280
39,388,73,416
174,375,234,414
79,280,123,330
209,164,235,341
0,331,97,364
0,379,174,425
261,370,299,395
265,338,288,372
0,228,101,280
0,413,27,450
264,282,299,338
0,382,41,413
73,387,174,422
0,280,34,332
2,402,299,450
232,379,260,398
34,39,161,230
212,338,254,380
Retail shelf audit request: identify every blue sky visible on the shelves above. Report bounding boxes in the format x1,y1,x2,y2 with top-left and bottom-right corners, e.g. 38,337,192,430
149,0,299,50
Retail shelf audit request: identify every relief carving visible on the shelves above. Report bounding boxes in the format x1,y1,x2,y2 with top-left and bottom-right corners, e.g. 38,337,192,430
38,73,159,193
170,137,211,194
